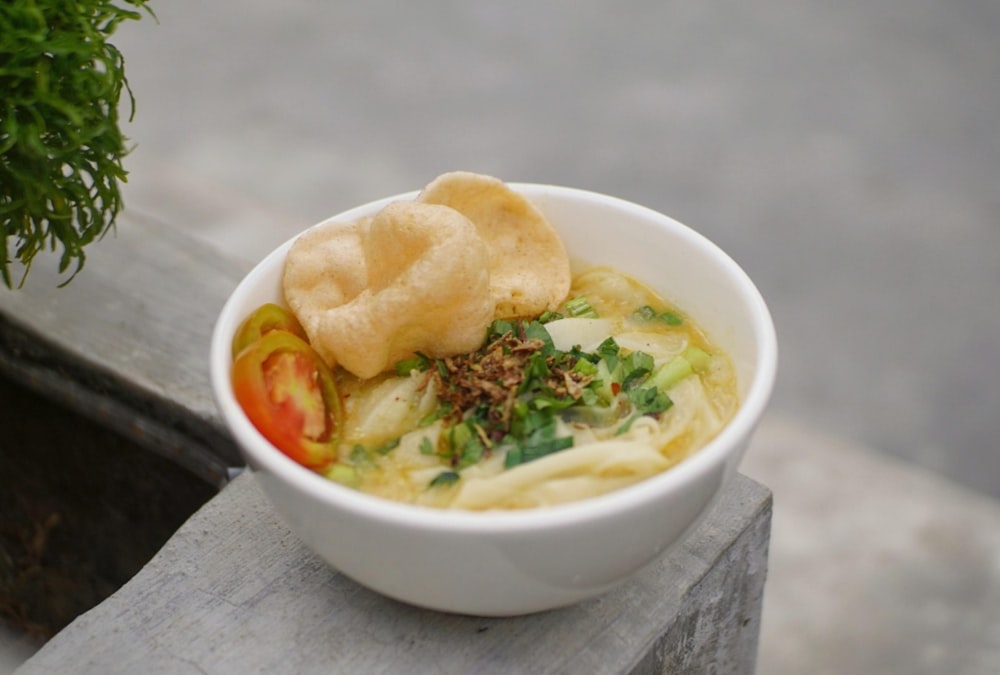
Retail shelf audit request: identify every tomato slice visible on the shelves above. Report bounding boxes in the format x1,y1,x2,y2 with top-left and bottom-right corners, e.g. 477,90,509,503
231,303,308,359
231,330,341,468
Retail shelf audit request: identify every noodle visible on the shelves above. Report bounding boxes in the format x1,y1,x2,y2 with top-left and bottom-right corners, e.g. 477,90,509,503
325,266,739,510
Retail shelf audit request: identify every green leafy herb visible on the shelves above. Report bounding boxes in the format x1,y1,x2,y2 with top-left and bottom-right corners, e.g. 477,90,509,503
620,350,655,390
504,413,574,468
429,471,460,488
628,386,673,415
448,420,487,468
425,317,686,474
373,438,400,455
1,0,154,287
595,337,621,370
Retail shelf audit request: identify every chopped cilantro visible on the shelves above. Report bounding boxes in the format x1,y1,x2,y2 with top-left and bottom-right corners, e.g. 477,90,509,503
628,386,673,415
448,421,488,469
523,320,556,354
620,351,655,390
595,337,621,371
373,438,400,455
487,319,515,342
421,317,688,474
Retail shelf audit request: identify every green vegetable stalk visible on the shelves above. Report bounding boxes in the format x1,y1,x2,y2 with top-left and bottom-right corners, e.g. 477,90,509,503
1,0,152,288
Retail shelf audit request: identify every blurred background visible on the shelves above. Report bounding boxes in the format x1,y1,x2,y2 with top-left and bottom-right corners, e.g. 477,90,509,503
117,0,999,499
5,1,998,672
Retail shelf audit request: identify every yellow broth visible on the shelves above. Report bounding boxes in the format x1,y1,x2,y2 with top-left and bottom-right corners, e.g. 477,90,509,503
326,267,738,509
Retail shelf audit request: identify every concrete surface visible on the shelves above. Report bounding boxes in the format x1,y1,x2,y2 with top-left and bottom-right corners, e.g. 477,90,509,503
4,0,999,673
742,417,1000,674
14,473,770,675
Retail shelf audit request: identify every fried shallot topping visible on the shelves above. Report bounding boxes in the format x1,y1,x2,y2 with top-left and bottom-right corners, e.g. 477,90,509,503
430,323,594,442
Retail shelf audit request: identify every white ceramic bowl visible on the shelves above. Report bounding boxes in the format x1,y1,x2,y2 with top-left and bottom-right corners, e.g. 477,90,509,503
210,184,777,616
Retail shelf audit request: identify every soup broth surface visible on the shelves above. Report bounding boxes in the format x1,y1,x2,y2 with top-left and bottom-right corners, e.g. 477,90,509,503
328,266,738,510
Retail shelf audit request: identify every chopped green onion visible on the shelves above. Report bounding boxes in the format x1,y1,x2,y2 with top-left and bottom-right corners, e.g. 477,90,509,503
632,305,658,321
564,295,599,318
658,311,684,326
684,346,712,372
419,437,436,455
615,413,643,435
648,356,693,391
592,358,616,404
419,402,451,427
631,305,683,326
648,347,713,391
325,464,360,487
394,353,431,375
573,358,598,377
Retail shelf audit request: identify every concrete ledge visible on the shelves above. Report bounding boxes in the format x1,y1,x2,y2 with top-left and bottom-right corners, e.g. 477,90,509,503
0,212,249,486
16,471,771,675
743,417,1000,674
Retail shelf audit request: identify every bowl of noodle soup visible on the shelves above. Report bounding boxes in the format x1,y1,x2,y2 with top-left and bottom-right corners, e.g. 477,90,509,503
210,180,777,616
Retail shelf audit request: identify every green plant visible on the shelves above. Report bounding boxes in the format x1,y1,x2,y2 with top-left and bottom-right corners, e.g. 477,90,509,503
1,0,152,288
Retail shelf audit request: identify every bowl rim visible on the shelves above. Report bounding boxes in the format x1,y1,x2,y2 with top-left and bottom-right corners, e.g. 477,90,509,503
210,182,777,534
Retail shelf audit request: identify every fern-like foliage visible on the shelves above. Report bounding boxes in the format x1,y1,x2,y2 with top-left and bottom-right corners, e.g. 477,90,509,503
1,0,152,287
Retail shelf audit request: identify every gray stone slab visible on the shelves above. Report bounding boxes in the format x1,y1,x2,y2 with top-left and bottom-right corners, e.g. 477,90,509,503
16,471,772,675
0,212,249,485
743,417,1000,675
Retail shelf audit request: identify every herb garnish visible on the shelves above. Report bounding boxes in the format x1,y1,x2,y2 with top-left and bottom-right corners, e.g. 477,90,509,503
357,316,708,490
423,318,685,474
429,471,460,488
632,304,684,326
1,0,153,287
